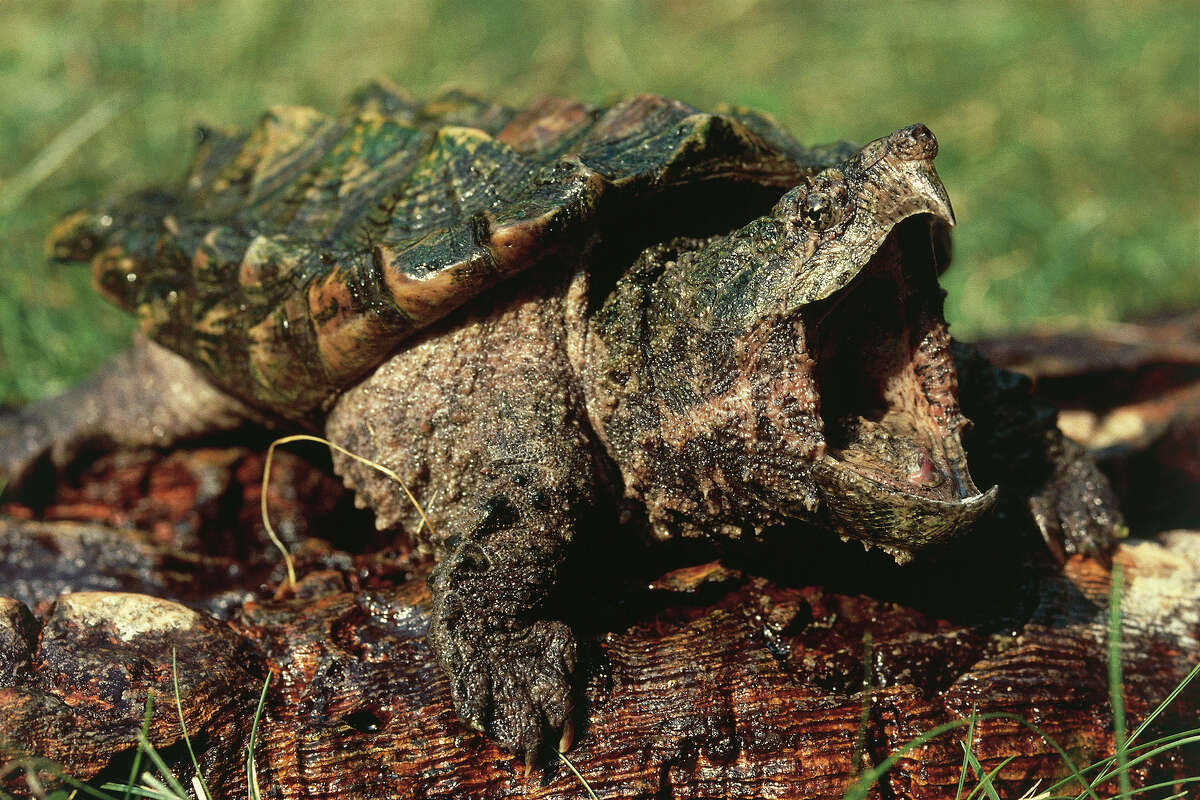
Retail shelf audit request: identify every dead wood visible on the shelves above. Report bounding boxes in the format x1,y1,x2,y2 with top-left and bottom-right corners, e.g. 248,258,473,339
2,314,1198,799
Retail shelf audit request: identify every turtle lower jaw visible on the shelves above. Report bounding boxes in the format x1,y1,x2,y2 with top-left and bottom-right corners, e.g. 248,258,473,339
798,213,999,558
812,435,999,561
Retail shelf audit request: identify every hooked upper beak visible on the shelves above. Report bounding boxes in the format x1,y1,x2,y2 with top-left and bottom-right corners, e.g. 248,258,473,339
786,124,956,309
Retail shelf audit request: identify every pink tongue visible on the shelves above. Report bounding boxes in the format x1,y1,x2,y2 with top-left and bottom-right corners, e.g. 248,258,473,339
907,450,937,486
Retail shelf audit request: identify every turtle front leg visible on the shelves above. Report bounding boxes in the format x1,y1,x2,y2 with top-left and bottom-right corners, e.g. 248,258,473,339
1,335,254,491
428,472,581,761
953,341,1125,560
321,267,602,760
1025,434,1123,561
329,372,596,761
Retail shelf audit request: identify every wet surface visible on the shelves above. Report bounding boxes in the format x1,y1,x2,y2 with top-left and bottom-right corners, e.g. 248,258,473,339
2,315,1199,797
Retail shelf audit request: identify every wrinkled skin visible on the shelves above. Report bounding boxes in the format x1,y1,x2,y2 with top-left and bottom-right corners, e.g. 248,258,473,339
0,123,1122,761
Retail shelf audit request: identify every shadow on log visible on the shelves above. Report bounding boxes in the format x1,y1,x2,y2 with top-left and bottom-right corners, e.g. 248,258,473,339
2,313,1199,799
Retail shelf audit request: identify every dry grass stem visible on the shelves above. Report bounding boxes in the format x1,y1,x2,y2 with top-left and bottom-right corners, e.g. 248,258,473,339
260,433,435,589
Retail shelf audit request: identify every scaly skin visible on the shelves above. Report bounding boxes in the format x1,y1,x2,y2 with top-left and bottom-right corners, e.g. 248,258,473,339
0,336,253,488
585,125,998,560
322,125,1122,755
326,262,597,759
0,116,1124,760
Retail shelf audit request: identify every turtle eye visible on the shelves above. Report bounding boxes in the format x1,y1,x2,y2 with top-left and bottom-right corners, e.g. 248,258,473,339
803,192,834,230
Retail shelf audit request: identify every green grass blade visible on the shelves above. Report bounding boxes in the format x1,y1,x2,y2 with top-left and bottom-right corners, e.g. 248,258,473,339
246,671,271,800
843,712,1098,800
170,648,212,799
961,749,1014,800
1107,565,1132,799
135,773,173,798
1128,660,1200,747
0,97,125,218
123,692,155,800
990,716,1095,800
956,707,979,800
1085,733,1200,796
1108,775,1200,799
843,717,975,800
132,732,188,798
99,781,181,800
1040,726,1200,796
45,777,121,800
556,751,600,800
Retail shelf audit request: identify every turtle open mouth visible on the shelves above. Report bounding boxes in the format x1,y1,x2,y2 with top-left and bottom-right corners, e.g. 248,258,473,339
805,214,997,556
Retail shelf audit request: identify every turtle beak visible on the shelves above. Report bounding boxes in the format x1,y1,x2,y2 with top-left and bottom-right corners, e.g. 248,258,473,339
813,456,998,561
786,124,957,309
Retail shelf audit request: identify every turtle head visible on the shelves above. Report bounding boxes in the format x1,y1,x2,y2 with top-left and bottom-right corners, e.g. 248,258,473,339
588,124,996,560
764,125,998,559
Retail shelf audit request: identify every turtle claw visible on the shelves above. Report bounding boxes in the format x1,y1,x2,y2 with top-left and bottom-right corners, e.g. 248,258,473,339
438,618,577,760
558,715,575,753
1030,437,1125,563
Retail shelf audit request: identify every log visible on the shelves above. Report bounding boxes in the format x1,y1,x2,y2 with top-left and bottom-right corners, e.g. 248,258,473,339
1,314,1198,798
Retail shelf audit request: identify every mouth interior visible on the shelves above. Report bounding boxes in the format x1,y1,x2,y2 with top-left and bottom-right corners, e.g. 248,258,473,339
807,214,977,503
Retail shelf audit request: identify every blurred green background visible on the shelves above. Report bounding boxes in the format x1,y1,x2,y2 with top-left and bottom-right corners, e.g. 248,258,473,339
1,0,1196,405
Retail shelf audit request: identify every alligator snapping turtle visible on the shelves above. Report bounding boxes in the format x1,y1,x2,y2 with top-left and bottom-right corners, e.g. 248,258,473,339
0,85,1122,759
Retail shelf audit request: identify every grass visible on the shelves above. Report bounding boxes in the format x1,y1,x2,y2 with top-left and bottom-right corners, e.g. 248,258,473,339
0,0,1196,405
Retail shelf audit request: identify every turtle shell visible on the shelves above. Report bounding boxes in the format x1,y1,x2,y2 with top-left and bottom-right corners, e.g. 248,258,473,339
48,82,855,415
